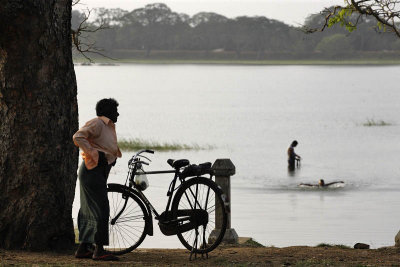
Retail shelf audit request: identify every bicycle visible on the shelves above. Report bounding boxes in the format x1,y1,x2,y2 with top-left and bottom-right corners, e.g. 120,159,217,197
105,149,228,259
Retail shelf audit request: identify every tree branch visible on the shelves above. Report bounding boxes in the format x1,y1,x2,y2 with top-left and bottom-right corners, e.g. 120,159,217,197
350,0,400,37
71,9,116,62
303,0,400,38
72,0,81,7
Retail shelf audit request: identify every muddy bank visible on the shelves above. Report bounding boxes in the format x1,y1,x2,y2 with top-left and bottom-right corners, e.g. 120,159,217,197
1,245,400,266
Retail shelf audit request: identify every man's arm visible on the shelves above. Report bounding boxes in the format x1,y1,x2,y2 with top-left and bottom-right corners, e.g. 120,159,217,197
299,183,315,187
73,119,102,166
325,181,344,186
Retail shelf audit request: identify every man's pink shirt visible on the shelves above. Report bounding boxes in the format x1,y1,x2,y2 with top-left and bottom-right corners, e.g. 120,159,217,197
73,116,122,170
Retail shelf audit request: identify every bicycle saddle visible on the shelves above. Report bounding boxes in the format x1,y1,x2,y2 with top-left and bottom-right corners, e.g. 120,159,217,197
167,159,190,169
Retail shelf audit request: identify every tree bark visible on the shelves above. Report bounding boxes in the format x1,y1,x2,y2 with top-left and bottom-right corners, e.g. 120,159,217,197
0,0,78,250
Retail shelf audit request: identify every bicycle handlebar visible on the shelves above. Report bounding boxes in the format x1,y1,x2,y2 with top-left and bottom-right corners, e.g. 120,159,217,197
135,149,154,157
128,149,155,166
138,154,152,162
135,160,149,165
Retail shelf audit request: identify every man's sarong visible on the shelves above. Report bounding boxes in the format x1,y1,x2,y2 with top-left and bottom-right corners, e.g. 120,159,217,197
77,154,111,245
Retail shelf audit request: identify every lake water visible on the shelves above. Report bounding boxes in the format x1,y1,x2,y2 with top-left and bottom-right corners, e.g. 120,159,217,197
73,64,400,249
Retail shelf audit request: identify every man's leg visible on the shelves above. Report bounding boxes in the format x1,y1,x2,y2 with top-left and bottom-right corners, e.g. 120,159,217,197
92,162,118,261
75,163,96,258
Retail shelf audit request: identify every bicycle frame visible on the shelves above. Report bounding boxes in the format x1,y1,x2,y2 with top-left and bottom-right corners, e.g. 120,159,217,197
110,149,214,238
115,150,187,221
133,169,180,220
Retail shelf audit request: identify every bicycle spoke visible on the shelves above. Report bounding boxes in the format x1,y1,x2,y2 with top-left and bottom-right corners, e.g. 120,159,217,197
204,183,211,211
113,223,123,250
183,190,194,210
114,220,145,242
115,224,129,250
118,223,140,244
118,223,144,236
115,193,125,215
115,214,144,222
194,183,198,209
110,226,126,250
184,185,202,210
207,206,216,214
183,229,194,244
124,199,141,214
117,224,128,250
179,201,190,210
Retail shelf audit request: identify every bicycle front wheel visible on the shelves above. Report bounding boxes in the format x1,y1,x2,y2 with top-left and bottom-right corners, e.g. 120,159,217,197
106,185,148,255
172,177,227,253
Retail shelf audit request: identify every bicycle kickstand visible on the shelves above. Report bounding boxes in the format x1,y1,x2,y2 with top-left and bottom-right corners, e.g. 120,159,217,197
199,250,208,259
201,232,208,259
189,228,208,260
189,235,198,261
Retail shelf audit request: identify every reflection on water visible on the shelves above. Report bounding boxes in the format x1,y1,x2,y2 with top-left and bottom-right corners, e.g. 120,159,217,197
74,64,400,248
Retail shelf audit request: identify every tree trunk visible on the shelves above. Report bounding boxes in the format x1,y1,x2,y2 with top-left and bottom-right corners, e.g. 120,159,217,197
0,0,78,250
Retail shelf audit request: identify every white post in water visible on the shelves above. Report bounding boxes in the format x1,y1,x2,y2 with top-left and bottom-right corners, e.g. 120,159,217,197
209,158,238,244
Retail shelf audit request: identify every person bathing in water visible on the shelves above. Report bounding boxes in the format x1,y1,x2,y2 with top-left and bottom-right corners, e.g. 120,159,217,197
288,140,301,171
299,179,344,187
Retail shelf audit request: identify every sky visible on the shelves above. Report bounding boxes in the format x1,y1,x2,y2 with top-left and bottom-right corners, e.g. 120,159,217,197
75,0,344,26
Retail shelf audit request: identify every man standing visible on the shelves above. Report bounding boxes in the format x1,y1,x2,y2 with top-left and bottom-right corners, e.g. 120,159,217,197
73,98,122,261
287,140,301,171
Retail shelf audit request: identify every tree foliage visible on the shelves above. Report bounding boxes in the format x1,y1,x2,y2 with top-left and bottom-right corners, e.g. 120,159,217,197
72,3,400,59
309,0,400,38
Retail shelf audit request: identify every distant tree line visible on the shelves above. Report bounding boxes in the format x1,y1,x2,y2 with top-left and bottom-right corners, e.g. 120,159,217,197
72,3,400,60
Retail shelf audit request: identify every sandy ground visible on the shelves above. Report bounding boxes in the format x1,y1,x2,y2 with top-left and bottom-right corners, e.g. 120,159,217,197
1,244,400,266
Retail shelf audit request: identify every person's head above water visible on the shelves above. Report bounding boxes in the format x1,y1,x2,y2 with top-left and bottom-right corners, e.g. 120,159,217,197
96,98,119,123
290,140,298,147
318,179,325,186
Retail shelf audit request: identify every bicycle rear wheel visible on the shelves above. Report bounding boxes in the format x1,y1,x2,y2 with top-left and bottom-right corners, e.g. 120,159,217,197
172,177,227,253
106,185,148,255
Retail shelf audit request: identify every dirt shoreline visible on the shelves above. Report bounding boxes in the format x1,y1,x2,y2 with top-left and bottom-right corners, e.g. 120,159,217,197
1,245,399,266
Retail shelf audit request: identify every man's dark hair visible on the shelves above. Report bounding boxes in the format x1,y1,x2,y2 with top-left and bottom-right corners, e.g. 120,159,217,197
291,140,298,147
96,98,119,117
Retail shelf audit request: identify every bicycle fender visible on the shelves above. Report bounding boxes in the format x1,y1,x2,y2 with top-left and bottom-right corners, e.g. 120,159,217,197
107,183,154,236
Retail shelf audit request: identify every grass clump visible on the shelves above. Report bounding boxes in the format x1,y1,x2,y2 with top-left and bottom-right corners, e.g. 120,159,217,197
316,243,351,249
363,119,392,127
118,138,214,151
242,238,265,248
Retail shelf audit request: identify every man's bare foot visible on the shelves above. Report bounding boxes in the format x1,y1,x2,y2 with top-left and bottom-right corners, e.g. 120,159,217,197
92,245,119,261
74,243,93,259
